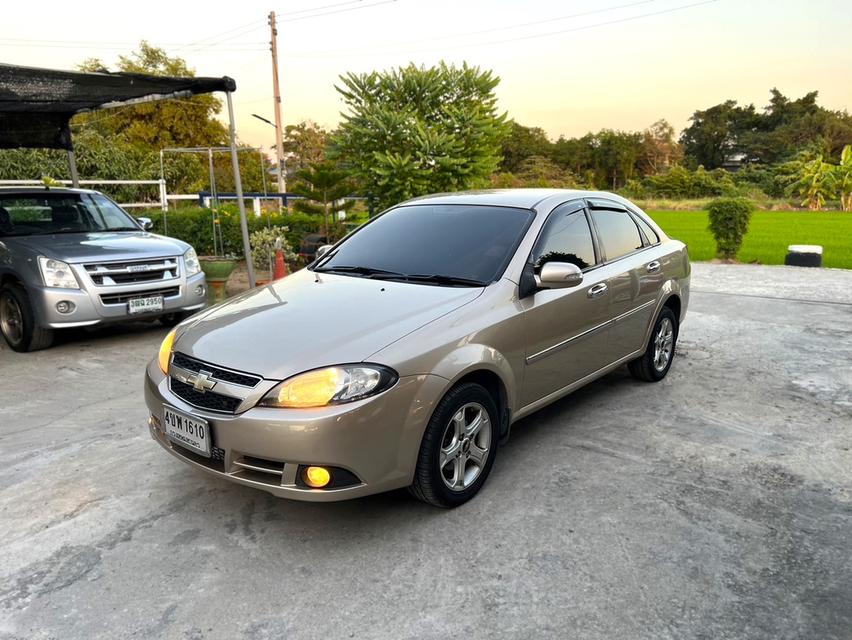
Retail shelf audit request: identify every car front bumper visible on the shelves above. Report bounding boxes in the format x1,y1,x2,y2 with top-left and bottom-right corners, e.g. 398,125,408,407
32,271,208,328
143,360,446,502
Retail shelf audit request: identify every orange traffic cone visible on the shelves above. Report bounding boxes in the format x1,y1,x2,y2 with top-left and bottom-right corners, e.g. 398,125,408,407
274,249,288,280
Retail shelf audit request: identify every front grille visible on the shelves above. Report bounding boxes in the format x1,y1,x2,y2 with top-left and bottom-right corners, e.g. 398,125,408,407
170,378,242,413
172,352,261,387
85,257,179,286
231,454,286,486
100,286,180,305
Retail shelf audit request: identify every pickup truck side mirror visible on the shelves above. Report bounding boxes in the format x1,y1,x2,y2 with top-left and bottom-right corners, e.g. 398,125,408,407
315,244,333,260
136,217,153,231
535,262,583,289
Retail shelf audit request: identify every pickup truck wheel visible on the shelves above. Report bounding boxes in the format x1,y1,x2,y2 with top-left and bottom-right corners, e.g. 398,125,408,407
628,306,677,382
408,383,498,508
0,284,54,352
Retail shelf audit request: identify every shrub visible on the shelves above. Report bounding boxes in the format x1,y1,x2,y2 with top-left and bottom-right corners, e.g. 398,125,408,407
140,205,349,257
706,197,755,259
249,226,297,273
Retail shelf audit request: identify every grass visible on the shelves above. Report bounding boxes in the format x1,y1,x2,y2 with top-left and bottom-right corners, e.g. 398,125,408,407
646,210,852,270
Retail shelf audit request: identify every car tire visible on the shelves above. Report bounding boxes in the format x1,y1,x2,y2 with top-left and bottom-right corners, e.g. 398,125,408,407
628,305,678,382
158,312,189,327
0,283,54,352
408,382,499,508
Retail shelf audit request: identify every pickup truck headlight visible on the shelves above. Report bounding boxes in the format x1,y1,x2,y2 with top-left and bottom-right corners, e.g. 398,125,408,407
38,257,79,289
259,365,397,408
183,248,201,276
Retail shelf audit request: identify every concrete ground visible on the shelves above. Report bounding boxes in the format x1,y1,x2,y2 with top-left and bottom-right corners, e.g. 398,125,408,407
1,263,850,640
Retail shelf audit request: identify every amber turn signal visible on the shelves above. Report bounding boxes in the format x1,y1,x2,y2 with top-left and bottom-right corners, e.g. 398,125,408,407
158,328,177,374
303,466,332,488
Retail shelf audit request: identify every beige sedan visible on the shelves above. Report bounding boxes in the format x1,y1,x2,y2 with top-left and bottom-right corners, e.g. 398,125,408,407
145,189,689,507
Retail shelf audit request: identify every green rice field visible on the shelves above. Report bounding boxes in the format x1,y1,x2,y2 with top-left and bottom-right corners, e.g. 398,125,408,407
647,210,852,269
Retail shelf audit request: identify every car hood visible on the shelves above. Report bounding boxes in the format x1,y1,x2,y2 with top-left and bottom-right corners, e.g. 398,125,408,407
6,232,187,263
175,269,484,381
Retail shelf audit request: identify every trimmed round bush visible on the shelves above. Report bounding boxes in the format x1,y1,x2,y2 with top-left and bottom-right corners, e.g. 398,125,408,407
706,197,755,260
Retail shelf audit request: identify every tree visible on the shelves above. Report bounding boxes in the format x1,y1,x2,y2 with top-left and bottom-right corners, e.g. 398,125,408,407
787,156,837,210
638,119,682,174
291,161,355,238
77,42,228,148
333,62,509,211
490,155,579,189
680,100,758,169
834,145,852,211
592,129,643,189
282,121,330,178
499,122,552,172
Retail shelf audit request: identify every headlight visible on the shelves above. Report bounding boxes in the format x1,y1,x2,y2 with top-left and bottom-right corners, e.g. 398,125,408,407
38,257,79,289
158,328,177,374
259,365,397,408
183,247,201,276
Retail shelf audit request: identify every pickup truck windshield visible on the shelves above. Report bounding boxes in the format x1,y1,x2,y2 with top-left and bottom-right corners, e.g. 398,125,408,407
313,204,534,286
0,193,141,236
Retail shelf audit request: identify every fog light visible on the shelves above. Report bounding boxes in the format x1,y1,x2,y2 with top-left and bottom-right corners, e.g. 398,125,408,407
55,300,75,314
303,466,331,488
148,414,162,431
194,284,205,297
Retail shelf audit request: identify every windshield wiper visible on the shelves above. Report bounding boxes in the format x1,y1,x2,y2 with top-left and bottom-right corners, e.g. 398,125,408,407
105,227,143,232
314,265,407,279
405,274,487,287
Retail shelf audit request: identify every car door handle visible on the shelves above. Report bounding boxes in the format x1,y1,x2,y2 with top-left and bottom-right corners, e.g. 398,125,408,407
646,261,661,272
587,283,608,298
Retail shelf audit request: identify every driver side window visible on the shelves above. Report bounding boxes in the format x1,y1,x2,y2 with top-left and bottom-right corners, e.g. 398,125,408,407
531,206,596,272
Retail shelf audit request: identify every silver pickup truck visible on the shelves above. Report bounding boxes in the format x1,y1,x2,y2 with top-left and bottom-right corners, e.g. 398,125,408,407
0,187,207,351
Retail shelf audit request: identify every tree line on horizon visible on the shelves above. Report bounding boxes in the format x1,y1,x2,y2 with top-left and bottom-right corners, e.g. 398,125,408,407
1,44,850,212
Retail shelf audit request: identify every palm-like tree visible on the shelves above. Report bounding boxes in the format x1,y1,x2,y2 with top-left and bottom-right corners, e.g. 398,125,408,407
788,156,837,210
291,161,354,238
835,145,852,211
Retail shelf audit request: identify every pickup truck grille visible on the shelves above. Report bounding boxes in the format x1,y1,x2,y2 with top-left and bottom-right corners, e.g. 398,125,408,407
100,286,180,305
84,257,179,286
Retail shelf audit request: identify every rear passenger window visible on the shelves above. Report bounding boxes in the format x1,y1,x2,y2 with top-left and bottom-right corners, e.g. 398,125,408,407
632,213,659,245
532,207,596,271
591,210,643,260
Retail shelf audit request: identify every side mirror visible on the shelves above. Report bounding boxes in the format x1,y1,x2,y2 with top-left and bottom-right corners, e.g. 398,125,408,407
536,262,583,289
315,244,333,259
136,217,153,231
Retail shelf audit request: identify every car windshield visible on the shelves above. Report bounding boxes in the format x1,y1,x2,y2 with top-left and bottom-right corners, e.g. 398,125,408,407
0,192,141,236
314,204,534,286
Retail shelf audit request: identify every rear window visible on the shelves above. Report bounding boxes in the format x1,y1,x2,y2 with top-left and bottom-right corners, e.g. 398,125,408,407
317,204,534,283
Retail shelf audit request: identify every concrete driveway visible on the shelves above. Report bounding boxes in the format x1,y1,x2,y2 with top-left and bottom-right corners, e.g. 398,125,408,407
1,263,850,640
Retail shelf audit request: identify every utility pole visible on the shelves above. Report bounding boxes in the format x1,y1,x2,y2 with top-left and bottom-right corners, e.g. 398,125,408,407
268,11,286,198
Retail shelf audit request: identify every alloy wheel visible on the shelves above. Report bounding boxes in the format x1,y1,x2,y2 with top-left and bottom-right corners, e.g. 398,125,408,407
653,317,674,372
0,293,24,346
439,402,492,492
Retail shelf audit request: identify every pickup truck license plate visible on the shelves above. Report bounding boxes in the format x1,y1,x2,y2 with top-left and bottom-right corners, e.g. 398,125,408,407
128,295,164,314
163,405,211,457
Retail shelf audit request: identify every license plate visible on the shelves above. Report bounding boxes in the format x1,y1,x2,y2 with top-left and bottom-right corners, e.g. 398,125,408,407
128,295,163,314
163,405,211,457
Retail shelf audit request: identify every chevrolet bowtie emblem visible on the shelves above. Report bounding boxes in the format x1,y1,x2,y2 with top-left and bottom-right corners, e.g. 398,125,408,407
185,369,216,393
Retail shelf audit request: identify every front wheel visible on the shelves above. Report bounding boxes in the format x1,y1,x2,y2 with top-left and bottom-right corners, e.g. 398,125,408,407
628,306,678,382
0,284,54,352
408,383,499,508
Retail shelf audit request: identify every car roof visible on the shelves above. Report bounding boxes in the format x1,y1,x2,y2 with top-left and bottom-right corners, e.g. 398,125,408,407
399,188,637,211
0,186,98,195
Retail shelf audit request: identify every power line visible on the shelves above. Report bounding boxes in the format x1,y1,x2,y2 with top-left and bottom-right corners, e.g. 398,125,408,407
287,0,718,58
280,0,366,17
288,0,655,57
281,0,399,23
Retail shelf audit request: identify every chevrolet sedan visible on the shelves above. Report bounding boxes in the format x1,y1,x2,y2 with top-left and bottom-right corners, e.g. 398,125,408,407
145,189,689,507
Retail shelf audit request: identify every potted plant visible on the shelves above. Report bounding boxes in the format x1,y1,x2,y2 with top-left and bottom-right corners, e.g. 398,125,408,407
250,226,297,285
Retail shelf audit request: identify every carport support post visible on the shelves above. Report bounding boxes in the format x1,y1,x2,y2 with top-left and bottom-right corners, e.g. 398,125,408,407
67,150,79,187
225,91,255,288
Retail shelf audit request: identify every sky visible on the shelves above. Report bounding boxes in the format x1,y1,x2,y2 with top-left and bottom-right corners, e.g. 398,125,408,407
3,0,851,157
